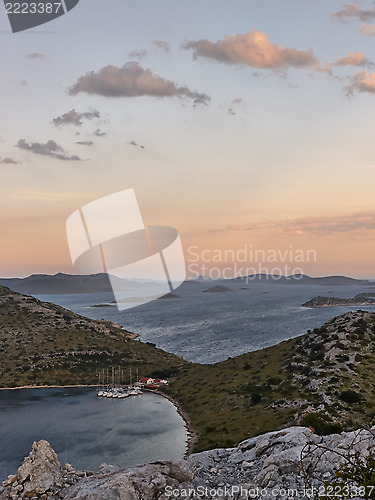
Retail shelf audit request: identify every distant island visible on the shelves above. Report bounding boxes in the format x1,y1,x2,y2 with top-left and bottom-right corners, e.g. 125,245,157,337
0,273,372,295
302,293,375,308
0,273,162,295
203,285,233,293
232,274,371,286
157,292,180,299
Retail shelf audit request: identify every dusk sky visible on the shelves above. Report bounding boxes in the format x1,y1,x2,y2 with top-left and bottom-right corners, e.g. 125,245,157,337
1,0,375,278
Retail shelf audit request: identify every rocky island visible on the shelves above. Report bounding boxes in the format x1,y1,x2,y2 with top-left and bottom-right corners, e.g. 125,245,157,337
302,293,375,308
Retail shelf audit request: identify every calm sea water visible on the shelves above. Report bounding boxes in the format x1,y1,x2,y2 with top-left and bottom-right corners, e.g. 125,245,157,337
36,281,375,363
0,388,187,481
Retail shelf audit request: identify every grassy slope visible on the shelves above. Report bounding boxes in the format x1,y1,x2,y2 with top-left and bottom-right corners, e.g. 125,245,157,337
0,286,188,388
165,310,375,451
2,284,375,453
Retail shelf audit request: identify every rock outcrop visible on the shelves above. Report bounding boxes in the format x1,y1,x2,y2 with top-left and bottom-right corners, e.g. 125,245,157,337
2,426,375,499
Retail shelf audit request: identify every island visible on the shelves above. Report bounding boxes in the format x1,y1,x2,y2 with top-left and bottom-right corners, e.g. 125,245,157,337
302,293,375,308
203,285,233,293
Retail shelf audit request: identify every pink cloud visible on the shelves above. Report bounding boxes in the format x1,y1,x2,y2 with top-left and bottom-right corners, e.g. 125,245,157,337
182,30,320,70
331,3,375,22
211,213,375,237
346,70,375,94
334,51,367,66
360,24,375,36
69,62,210,104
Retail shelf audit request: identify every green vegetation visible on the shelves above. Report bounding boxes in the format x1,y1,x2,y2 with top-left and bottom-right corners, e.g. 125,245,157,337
164,309,375,451
326,453,375,498
0,286,187,388
2,284,375,453
300,413,342,436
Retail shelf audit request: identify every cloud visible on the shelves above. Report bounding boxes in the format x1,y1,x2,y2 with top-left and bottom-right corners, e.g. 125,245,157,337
68,61,210,104
181,30,320,70
360,23,375,36
16,139,82,161
345,70,375,94
93,129,106,137
331,2,375,22
26,52,46,59
193,95,210,107
129,140,145,149
333,51,368,66
128,49,148,59
0,157,18,164
228,97,244,115
52,109,100,127
75,140,94,146
153,40,170,52
212,212,375,237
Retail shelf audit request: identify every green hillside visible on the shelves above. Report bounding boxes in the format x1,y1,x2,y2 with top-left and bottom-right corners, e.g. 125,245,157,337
165,309,375,451
0,285,188,388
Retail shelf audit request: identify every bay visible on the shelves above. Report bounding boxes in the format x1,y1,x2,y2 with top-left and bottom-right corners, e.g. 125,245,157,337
0,388,187,481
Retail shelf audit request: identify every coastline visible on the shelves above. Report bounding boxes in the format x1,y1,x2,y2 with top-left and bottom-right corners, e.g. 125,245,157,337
303,302,375,309
0,384,98,391
150,388,198,455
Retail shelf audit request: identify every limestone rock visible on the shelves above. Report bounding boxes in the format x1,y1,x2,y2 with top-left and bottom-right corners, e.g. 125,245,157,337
4,426,375,499
17,440,63,497
61,461,193,499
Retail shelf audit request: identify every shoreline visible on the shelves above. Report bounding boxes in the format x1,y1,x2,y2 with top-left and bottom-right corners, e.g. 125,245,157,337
0,384,98,391
0,383,197,455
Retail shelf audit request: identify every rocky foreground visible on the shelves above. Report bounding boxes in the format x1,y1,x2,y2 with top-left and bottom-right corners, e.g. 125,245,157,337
2,426,375,499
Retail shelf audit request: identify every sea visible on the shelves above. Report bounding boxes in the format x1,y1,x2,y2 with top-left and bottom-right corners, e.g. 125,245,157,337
35,279,375,364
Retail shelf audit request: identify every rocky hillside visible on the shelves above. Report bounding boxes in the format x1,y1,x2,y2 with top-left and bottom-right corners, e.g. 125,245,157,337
165,310,375,451
2,426,375,499
302,293,375,307
0,285,187,388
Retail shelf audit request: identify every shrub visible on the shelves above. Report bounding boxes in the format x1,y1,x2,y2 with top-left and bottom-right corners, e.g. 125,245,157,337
267,376,282,386
301,413,342,435
251,393,262,405
339,390,361,404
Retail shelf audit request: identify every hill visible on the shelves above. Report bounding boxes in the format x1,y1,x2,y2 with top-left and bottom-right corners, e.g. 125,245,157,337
1,273,371,296
164,309,375,451
0,285,187,388
0,273,152,295
231,274,371,286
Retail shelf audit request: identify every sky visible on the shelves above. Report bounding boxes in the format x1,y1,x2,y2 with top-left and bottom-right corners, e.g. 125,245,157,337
1,0,375,278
